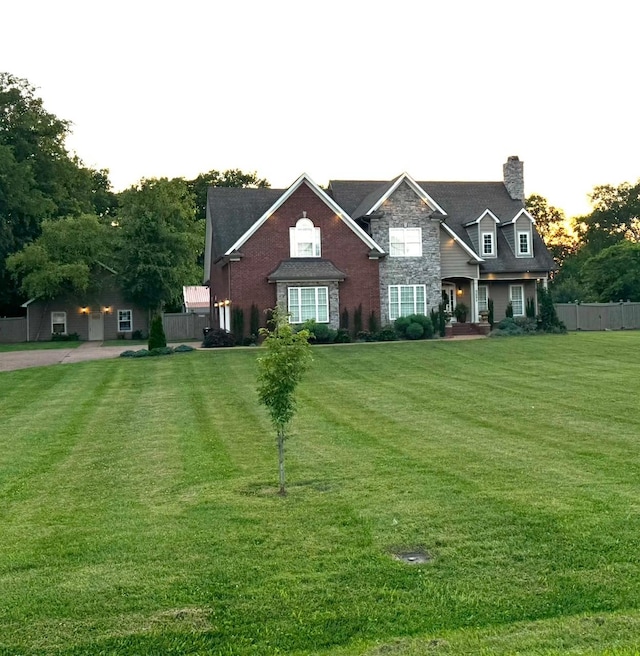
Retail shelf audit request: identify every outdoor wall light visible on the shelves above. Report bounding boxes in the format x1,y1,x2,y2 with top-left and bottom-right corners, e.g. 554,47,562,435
456,287,463,296
103,306,112,314
80,306,89,314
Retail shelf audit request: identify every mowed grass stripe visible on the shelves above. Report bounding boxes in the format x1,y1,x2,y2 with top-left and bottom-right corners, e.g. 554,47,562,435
1,334,640,654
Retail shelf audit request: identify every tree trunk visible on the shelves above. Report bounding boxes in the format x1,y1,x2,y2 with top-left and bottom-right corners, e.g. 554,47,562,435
277,427,286,496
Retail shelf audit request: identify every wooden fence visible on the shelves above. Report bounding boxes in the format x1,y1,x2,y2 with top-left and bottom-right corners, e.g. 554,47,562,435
0,317,27,343
556,303,640,331
162,312,210,341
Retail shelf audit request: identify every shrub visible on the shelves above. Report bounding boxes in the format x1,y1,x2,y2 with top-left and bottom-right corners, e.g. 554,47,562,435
454,303,468,323
149,346,173,356
119,350,138,358
505,302,514,318
376,326,398,341
437,302,447,337
51,332,80,342
299,320,336,344
173,344,195,352
405,322,424,339
356,330,375,342
538,286,567,333
232,307,245,341
250,304,260,336
340,308,349,331
242,335,258,346
202,328,235,348
148,315,167,350
368,311,378,334
406,314,434,339
132,348,150,357
132,329,146,340
394,316,411,338
334,328,351,343
525,297,536,318
488,298,495,329
353,304,363,334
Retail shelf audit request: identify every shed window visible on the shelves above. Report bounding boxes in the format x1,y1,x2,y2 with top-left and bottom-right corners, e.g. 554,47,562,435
118,309,132,332
51,311,67,335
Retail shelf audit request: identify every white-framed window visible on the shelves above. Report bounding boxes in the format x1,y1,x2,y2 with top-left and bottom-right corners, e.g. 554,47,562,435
118,309,133,332
389,285,426,320
509,285,524,316
51,311,67,335
288,287,328,323
478,285,488,312
290,218,321,258
389,227,422,257
517,230,531,256
481,232,495,256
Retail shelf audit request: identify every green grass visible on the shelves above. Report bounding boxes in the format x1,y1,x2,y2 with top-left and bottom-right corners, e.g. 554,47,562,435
0,340,82,352
1,333,640,655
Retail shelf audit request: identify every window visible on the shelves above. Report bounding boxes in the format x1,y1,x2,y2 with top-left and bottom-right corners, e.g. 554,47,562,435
51,311,67,334
481,232,494,256
478,285,488,312
290,218,321,257
517,230,531,256
118,309,133,332
389,285,426,320
509,285,524,316
389,227,422,257
288,287,328,323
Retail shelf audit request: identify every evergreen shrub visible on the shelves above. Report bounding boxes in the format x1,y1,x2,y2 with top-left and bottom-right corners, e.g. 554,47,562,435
148,316,167,350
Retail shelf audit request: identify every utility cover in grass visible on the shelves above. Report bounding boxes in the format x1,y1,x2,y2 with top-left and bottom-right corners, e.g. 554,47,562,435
391,550,431,564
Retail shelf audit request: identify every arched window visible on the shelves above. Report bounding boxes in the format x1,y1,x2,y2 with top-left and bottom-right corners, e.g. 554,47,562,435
290,218,321,257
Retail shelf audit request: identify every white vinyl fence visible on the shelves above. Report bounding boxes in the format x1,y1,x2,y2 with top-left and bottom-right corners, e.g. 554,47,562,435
556,303,640,331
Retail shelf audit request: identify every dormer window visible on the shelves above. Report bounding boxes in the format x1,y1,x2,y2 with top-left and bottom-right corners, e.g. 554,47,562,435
517,230,531,256
481,232,495,257
290,218,321,258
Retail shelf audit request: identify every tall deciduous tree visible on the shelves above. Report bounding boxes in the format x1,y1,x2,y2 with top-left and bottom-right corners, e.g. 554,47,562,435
6,213,116,300
525,194,577,265
257,308,312,496
186,169,269,220
116,177,202,314
0,73,117,314
581,241,640,302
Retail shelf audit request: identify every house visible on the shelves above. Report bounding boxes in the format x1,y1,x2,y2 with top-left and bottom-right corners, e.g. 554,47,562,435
182,286,210,314
22,267,148,341
204,157,556,334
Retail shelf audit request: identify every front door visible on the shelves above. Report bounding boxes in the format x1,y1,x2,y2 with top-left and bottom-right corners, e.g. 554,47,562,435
88,311,104,341
442,283,456,317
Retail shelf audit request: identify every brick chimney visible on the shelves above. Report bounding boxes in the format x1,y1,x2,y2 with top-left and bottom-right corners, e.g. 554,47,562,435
503,156,524,201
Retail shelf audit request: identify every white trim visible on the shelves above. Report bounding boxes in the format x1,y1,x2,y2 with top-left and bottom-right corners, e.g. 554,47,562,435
464,209,500,226
478,285,488,313
288,286,329,324
225,173,384,255
440,223,484,262
117,309,133,332
509,284,525,316
51,311,67,335
290,218,321,258
389,227,422,257
503,208,536,225
388,284,427,321
481,231,495,257
517,230,532,256
365,173,448,217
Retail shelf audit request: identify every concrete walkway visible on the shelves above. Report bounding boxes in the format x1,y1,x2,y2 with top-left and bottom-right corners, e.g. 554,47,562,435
0,341,200,373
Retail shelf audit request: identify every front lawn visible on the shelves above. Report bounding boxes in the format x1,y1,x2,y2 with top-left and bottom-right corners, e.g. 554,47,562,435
1,333,639,654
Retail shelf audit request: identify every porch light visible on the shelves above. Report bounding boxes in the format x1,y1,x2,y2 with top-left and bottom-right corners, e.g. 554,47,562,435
224,299,231,306
80,306,89,314
103,306,112,314
456,287,463,296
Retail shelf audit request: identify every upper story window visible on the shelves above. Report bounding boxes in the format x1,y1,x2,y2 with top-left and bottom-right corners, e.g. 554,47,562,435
389,227,422,257
517,230,531,256
481,232,495,257
290,218,321,258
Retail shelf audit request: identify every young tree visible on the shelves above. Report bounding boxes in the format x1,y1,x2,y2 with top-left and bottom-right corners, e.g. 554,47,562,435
256,308,312,496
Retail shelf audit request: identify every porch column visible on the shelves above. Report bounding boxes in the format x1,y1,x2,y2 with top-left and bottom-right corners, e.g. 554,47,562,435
471,278,479,323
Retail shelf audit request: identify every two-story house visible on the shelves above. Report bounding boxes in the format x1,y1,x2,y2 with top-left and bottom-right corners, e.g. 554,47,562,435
204,157,556,332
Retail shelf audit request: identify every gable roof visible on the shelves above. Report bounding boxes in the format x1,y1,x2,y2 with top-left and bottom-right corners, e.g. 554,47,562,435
183,285,209,311
205,174,384,272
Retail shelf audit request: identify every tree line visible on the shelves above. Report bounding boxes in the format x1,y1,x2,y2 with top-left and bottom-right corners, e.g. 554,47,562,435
1,73,268,317
527,179,640,303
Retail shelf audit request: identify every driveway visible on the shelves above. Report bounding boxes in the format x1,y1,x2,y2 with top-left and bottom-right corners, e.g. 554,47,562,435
0,342,198,373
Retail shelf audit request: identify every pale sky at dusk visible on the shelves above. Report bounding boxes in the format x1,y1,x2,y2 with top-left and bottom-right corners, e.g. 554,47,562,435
2,0,638,219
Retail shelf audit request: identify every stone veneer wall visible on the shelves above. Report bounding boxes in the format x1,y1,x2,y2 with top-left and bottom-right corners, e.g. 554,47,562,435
275,280,340,329
370,182,442,324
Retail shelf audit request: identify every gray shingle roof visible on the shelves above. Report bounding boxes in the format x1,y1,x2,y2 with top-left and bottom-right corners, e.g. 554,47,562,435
267,259,347,282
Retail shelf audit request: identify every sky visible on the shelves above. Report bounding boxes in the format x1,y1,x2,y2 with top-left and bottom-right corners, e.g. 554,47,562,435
2,0,638,219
